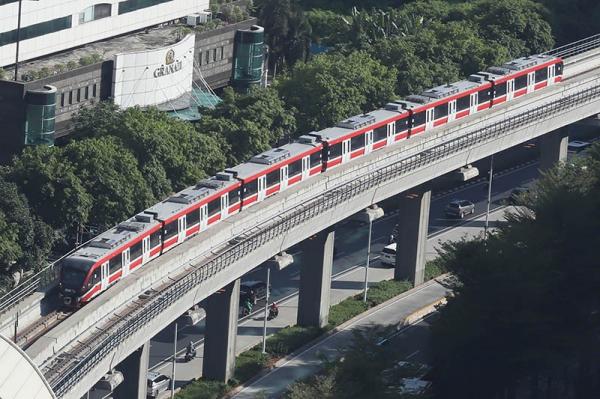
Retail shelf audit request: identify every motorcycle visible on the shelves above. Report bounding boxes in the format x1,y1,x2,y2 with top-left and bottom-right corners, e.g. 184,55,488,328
184,349,196,362
268,306,279,320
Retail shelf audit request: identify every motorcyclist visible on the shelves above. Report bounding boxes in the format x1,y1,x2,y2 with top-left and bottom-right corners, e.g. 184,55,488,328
243,298,253,315
269,302,279,319
186,341,196,360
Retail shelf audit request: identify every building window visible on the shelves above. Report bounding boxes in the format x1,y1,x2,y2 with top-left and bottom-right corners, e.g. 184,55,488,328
198,50,202,66
213,48,217,62
76,88,81,102
118,0,173,15
68,91,73,105
79,4,112,24
92,84,97,97
60,93,65,107
0,16,72,46
220,46,225,60
85,86,89,100
205,50,210,64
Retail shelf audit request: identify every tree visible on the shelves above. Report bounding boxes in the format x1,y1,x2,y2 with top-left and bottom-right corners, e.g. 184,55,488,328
430,147,600,398
277,51,397,132
62,137,154,230
72,101,125,139
7,146,92,233
197,87,296,164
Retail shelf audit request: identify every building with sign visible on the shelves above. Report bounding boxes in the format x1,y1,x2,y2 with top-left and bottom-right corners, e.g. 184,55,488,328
0,16,263,161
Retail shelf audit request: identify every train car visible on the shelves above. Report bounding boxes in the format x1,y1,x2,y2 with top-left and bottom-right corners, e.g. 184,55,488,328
311,108,411,170
479,55,563,106
144,174,241,253
59,212,163,306
227,135,323,209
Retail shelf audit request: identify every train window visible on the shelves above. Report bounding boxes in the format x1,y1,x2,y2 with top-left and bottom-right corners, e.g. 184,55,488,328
412,111,426,127
150,231,161,248
495,82,507,97
535,67,548,83
351,134,365,151
128,241,141,260
164,221,178,240
374,125,387,142
479,88,491,103
515,75,527,90
434,104,448,120
457,95,470,111
288,159,302,176
89,270,101,286
329,142,342,158
556,62,563,75
267,169,280,186
187,208,200,226
310,151,321,167
395,117,409,133
228,188,240,204
245,179,258,196
208,198,220,217
109,254,122,274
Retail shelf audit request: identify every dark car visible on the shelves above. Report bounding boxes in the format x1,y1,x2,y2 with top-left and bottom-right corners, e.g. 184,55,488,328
444,200,475,218
240,281,269,305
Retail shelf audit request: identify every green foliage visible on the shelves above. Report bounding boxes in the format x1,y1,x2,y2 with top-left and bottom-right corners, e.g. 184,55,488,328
285,374,337,399
327,298,368,330
78,52,103,66
424,258,447,281
173,379,229,399
0,68,6,80
197,87,296,164
277,51,397,132
234,349,270,383
430,145,600,398
265,325,323,356
538,0,600,45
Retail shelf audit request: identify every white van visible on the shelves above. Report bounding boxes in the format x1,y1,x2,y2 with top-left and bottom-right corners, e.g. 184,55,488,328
380,243,397,267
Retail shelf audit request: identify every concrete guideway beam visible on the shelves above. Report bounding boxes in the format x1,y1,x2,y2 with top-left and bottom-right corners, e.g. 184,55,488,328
202,279,240,382
394,188,431,287
113,341,149,399
297,227,335,328
539,127,569,171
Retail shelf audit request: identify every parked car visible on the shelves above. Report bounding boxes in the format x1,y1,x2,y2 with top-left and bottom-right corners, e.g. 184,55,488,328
380,243,397,267
240,281,269,305
147,371,170,398
444,200,475,218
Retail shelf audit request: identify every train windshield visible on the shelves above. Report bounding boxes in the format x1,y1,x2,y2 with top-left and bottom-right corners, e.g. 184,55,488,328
60,258,93,289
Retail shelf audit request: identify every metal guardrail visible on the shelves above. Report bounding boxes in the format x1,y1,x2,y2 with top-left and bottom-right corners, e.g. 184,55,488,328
545,33,600,59
50,76,600,398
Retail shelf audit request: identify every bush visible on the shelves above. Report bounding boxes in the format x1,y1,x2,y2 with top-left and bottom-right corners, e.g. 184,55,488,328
174,379,228,399
265,325,323,356
233,349,270,383
365,279,412,306
424,258,447,281
327,299,368,330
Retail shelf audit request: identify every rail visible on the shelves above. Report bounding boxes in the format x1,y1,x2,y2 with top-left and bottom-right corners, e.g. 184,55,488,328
545,33,600,59
49,75,600,398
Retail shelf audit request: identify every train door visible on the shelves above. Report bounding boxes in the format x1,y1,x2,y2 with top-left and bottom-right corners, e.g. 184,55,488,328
177,216,186,243
365,131,373,154
257,175,267,201
387,122,395,146
122,249,130,276
548,64,556,85
280,165,289,191
507,79,515,101
301,156,310,180
342,139,351,163
142,237,150,264
425,108,435,131
527,72,535,93
470,92,479,115
199,204,208,230
220,193,229,220
100,261,109,291
448,100,457,122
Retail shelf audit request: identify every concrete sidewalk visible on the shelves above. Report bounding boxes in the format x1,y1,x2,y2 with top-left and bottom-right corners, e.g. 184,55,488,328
232,278,450,399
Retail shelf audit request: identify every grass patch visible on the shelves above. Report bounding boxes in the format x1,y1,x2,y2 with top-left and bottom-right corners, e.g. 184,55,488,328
424,258,447,281
265,325,323,356
174,379,229,399
233,349,270,384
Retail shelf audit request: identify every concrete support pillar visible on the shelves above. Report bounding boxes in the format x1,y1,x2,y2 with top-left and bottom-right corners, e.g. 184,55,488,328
202,279,240,382
394,189,431,287
113,341,149,399
297,227,334,328
540,127,568,171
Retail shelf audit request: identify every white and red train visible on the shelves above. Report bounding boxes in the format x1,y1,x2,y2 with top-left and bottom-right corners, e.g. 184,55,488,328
59,54,563,307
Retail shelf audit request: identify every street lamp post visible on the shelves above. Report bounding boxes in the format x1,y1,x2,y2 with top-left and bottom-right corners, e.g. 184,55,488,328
261,266,271,353
170,322,177,399
361,205,384,303
484,154,494,240
14,0,24,81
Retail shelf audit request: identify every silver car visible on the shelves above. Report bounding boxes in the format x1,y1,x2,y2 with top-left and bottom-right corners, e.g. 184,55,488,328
147,371,170,398
444,200,475,218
